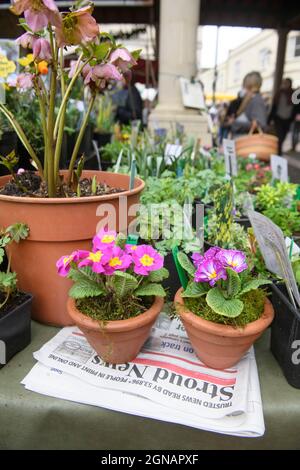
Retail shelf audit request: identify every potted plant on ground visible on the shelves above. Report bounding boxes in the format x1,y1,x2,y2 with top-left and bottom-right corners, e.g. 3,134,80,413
0,223,32,367
57,229,168,364
0,1,143,325
270,255,300,388
174,247,273,369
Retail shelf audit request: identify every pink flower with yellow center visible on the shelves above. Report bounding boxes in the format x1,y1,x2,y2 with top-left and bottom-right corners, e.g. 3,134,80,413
132,245,163,276
104,246,132,275
125,244,138,253
55,5,99,47
78,249,110,274
92,228,117,251
194,259,227,286
216,249,248,274
56,250,88,277
11,0,61,32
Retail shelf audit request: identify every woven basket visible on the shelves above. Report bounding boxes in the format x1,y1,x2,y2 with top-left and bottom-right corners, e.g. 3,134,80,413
235,127,278,162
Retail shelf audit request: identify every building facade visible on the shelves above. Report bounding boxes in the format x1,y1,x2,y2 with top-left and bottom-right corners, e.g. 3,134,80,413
200,29,300,99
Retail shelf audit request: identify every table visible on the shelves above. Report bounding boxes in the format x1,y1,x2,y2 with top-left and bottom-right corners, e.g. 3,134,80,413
0,321,300,450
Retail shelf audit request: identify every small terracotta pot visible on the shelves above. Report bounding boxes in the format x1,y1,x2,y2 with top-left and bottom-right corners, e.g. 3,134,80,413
0,171,145,326
67,296,164,364
175,288,274,369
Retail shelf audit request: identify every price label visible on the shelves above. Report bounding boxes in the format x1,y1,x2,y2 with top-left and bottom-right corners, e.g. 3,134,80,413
271,155,288,182
223,139,238,177
248,210,300,308
165,144,182,165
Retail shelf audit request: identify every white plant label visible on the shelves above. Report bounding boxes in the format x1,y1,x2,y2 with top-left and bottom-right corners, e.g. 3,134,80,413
248,210,300,308
223,139,238,177
271,155,288,182
165,143,182,165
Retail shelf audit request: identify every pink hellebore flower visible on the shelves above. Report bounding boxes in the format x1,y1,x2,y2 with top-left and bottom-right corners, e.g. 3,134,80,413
104,246,132,275
132,245,163,276
78,249,111,274
11,0,61,32
16,73,34,91
194,259,227,287
109,47,137,72
84,63,123,89
32,37,52,61
216,249,248,274
16,31,34,49
92,228,117,251
55,5,99,47
56,250,87,277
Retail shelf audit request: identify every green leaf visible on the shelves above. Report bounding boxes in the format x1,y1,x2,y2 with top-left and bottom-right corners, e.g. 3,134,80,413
68,267,98,283
135,283,166,298
112,271,138,298
177,252,196,276
131,49,142,61
69,280,104,299
226,268,241,298
148,267,169,283
6,223,29,243
206,288,244,318
239,279,272,297
0,248,5,265
94,42,112,60
181,281,207,298
0,271,17,289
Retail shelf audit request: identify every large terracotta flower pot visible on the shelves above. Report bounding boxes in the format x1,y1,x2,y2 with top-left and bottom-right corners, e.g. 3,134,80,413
0,171,145,326
175,288,274,369
67,296,164,364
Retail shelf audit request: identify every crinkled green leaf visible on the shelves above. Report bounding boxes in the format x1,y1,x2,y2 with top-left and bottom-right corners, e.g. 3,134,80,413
0,271,17,289
112,271,138,298
226,268,241,298
181,281,207,298
6,223,29,243
148,267,169,283
135,283,166,297
239,279,272,297
177,252,196,276
206,288,244,318
69,280,104,299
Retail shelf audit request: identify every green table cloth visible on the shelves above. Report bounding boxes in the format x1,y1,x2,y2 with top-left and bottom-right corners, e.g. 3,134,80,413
0,321,300,450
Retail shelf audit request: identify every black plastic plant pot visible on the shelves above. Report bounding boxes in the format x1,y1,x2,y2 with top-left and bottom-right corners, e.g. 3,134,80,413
162,253,182,300
93,131,112,148
234,217,251,229
270,283,300,389
0,293,32,368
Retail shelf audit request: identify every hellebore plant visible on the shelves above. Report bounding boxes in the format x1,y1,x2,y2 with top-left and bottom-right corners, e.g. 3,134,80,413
0,1,140,197
177,247,271,319
56,229,169,320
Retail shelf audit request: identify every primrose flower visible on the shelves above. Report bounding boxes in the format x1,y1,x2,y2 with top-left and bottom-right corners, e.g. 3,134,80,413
204,247,221,259
109,47,137,72
104,246,132,275
78,249,111,274
194,259,227,286
132,245,163,276
56,250,86,277
125,244,138,254
16,73,34,91
11,0,61,32
191,252,204,268
32,37,51,62
55,5,99,47
92,228,117,251
216,249,248,274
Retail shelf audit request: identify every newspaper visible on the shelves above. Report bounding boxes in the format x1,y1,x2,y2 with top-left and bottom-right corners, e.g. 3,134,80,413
22,313,265,437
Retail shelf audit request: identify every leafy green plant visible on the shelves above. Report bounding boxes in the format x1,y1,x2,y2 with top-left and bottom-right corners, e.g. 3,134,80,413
95,93,114,134
177,248,271,325
262,207,300,237
292,256,300,286
0,223,29,309
255,182,298,212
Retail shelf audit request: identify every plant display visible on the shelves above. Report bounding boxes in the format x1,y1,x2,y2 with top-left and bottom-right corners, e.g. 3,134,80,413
177,247,271,326
0,1,140,197
235,159,271,193
57,228,169,321
262,207,300,237
255,182,298,212
0,223,29,310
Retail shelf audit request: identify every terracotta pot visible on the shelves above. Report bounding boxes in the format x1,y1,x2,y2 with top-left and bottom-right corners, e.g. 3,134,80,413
0,171,145,326
174,288,274,369
67,295,164,364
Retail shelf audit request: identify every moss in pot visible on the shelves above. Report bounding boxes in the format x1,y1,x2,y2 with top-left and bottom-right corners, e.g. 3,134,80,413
57,230,168,364
174,247,274,369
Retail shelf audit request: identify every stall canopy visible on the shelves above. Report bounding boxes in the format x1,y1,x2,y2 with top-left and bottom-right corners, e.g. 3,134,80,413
0,0,300,37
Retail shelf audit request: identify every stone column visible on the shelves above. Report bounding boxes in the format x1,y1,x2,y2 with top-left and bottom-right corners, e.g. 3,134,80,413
149,0,211,144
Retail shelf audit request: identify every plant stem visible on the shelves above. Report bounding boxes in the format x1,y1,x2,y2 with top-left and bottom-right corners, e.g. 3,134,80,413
53,100,66,179
60,47,65,97
53,53,88,139
47,25,58,196
0,104,43,175
67,94,96,184
35,81,49,181
0,291,10,310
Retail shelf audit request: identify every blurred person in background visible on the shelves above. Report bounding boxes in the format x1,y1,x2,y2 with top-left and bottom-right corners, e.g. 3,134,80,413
115,72,143,126
230,71,267,137
268,78,295,154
